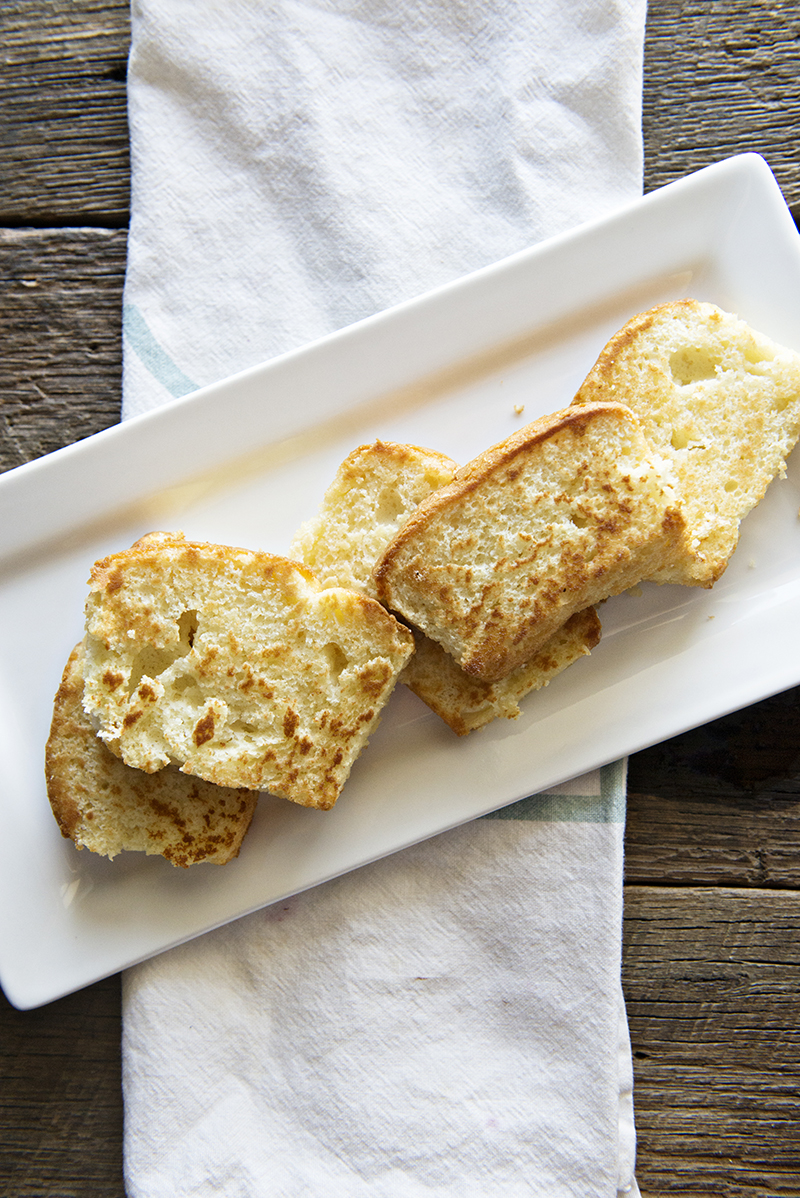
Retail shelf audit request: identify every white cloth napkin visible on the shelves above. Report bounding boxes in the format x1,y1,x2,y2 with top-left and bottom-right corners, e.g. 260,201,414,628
121,1,646,1193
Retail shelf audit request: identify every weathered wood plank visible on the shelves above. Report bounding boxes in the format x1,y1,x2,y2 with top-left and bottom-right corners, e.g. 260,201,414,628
0,227,125,471
0,0,130,224
642,0,800,217
0,975,124,1198
624,885,800,1196
626,685,800,888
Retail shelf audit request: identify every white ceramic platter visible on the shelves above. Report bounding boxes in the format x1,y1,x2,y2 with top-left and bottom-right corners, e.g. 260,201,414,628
3,153,800,1009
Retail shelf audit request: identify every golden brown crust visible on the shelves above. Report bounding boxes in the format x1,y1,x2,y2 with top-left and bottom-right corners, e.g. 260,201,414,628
374,404,686,681
401,607,601,734
350,439,454,471
292,438,605,733
46,645,258,866
374,405,623,588
82,534,414,808
572,300,800,586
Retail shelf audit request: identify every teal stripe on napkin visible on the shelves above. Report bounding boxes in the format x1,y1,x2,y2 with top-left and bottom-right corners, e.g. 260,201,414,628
482,761,626,823
123,303,199,398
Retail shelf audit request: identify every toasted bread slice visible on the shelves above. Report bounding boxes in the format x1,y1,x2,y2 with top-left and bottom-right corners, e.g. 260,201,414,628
291,441,601,733
46,644,258,866
405,608,601,734
291,440,459,595
572,300,800,585
82,533,414,809
374,403,687,683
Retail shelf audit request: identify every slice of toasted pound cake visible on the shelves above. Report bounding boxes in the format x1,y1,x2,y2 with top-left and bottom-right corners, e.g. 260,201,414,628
292,440,601,733
572,300,800,585
291,440,459,595
82,533,414,809
403,608,601,735
374,404,687,683
46,644,258,866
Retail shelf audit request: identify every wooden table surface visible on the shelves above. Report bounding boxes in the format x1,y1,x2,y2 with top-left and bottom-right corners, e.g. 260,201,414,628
2,2,800,1194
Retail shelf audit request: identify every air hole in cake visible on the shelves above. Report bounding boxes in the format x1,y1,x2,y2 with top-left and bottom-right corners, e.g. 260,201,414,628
172,674,202,702
125,612,198,695
230,719,259,737
322,642,349,679
670,427,696,450
177,609,198,650
744,341,776,368
724,479,739,492
570,513,590,529
669,346,721,386
375,487,407,525
127,645,177,695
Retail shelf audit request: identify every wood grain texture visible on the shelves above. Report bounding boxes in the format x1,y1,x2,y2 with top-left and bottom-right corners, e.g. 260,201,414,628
0,227,125,471
642,0,800,219
623,886,800,1197
0,0,130,225
626,685,800,888
0,975,124,1198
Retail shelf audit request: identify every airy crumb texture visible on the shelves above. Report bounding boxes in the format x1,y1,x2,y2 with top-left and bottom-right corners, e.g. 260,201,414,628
82,533,414,809
46,644,258,866
291,440,602,732
375,403,687,683
572,299,800,585
291,440,458,597
402,607,601,735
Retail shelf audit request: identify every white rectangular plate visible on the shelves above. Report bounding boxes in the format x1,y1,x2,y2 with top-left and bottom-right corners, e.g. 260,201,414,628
3,153,800,1009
